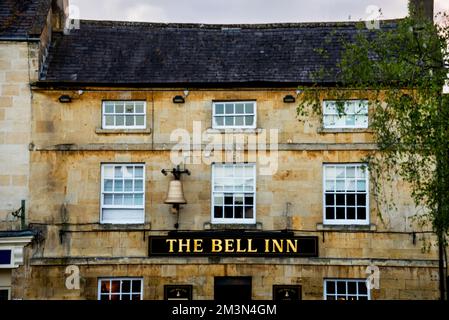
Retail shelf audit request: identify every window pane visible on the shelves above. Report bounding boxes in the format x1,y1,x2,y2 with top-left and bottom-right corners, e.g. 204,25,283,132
135,167,143,178
132,294,141,300
111,281,120,293
215,104,224,114
214,196,223,205
135,103,144,113
347,194,355,206
357,180,366,191
225,117,234,126
114,194,123,205
124,194,133,205
136,115,145,126
325,207,335,219
225,104,234,114
336,207,345,219
325,166,336,179
125,103,134,113
224,195,233,205
346,179,356,191
116,115,124,126
245,103,254,113
103,166,113,178
104,179,113,192
122,179,133,192
235,103,244,113
235,206,243,218
122,280,131,293
336,194,345,206
235,116,244,126
245,195,253,205
336,282,346,294
134,180,143,191
134,194,143,206
357,207,366,220
101,281,110,293
114,180,123,192
348,282,357,295
336,180,345,191
215,117,224,126
224,206,233,218
104,194,113,205
326,281,335,294
105,115,114,126
126,115,134,126
115,103,124,113
336,167,345,178
244,206,253,218
346,167,355,178
245,116,254,126
214,206,223,218
357,194,366,206
325,193,334,205
104,103,114,113
358,281,368,294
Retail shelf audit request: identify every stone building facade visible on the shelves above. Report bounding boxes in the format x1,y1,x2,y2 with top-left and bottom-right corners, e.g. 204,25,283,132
1,0,442,300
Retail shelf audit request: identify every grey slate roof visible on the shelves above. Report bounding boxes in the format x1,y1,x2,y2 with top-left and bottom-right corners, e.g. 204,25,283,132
40,19,399,86
0,0,51,38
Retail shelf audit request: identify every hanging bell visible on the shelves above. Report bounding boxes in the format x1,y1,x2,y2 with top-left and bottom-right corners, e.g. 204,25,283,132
164,180,187,205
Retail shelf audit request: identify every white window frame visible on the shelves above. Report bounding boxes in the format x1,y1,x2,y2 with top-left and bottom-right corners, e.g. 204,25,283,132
212,101,257,129
211,163,256,224
323,279,371,300
0,287,11,300
97,278,143,300
322,163,369,225
102,101,146,129
322,100,368,129
100,163,145,224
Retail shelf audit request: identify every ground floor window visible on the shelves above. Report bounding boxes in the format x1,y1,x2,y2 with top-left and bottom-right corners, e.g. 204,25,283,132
0,287,10,300
98,278,143,300
324,279,370,300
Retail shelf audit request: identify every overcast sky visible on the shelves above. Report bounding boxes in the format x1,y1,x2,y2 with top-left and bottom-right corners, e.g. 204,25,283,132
69,0,448,24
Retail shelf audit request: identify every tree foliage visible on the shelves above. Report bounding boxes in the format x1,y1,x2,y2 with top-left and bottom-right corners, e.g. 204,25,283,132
297,12,449,242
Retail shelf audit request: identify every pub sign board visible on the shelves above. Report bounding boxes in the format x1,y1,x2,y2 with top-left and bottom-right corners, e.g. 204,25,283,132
148,233,318,257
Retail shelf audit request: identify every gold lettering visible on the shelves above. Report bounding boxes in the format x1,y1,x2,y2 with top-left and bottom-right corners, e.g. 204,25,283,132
211,239,222,252
265,239,270,252
272,239,283,253
225,239,234,252
193,239,203,252
178,239,190,253
247,239,257,252
236,239,247,253
286,239,298,253
166,239,177,253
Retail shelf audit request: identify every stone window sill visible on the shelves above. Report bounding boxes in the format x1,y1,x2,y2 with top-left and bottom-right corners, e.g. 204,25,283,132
317,127,373,134
204,222,263,230
205,128,264,134
94,223,150,230
316,223,376,231
95,128,152,135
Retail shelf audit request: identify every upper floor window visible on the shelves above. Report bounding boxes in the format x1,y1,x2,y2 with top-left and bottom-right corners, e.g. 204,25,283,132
323,100,368,129
98,278,143,300
212,101,256,129
212,163,256,224
324,279,370,300
323,163,369,225
101,164,145,224
102,101,146,129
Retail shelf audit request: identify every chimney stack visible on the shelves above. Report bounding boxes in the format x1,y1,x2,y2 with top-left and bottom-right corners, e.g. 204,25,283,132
409,0,434,21
51,0,69,32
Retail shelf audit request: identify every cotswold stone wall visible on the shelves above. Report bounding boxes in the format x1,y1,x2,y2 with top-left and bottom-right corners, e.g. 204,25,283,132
21,263,439,300
22,88,439,300
0,41,38,230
